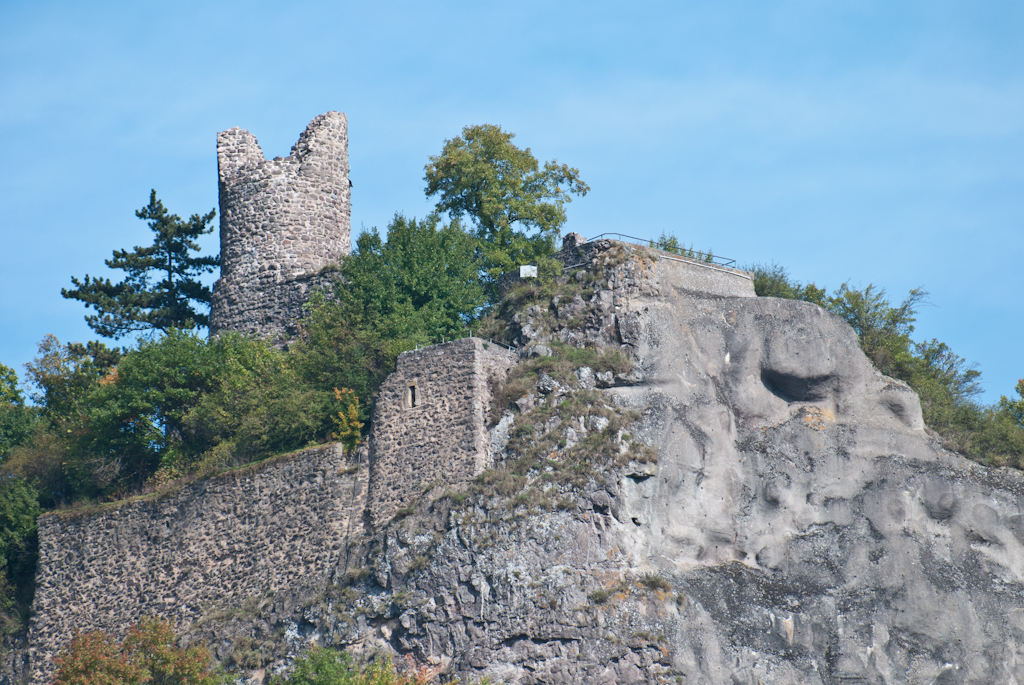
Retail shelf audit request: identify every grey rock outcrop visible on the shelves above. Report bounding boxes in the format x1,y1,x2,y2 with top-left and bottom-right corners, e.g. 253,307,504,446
322,245,1024,684
24,241,1024,684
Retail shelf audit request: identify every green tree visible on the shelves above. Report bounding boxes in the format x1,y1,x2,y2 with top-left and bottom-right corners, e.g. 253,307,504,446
340,214,485,337
0,365,21,406
4,337,122,505
295,214,486,423
23,336,122,425
0,364,38,462
424,124,588,290
63,190,218,338
824,283,928,378
72,330,224,490
0,404,37,464
1001,380,1024,427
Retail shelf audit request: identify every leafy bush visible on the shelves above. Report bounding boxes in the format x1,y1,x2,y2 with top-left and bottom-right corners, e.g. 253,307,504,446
273,648,446,685
8,331,341,504
52,616,226,685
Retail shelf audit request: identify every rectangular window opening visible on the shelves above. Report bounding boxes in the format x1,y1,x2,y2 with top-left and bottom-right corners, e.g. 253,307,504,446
405,385,418,408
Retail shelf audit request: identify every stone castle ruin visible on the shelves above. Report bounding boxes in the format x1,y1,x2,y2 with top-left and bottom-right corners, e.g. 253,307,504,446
209,111,351,338
30,112,1024,684
369,338,518,526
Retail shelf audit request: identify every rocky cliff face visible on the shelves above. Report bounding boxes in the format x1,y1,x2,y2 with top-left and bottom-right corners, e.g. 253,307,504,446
23,243,1024,685
317,244,1024,684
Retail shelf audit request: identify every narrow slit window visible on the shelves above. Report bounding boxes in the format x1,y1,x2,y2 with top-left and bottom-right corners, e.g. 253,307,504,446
406,385,418,408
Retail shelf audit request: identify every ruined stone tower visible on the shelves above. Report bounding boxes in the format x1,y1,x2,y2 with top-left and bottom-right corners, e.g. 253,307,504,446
209,111,351,338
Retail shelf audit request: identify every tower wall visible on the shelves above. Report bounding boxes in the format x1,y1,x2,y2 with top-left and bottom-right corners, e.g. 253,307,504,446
367,338,517,527
210,111,351,338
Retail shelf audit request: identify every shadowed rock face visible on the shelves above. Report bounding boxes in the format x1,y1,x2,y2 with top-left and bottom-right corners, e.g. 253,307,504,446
342,250,1024,685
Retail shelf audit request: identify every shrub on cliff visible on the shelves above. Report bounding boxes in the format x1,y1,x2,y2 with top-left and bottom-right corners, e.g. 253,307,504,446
273,648,463,685
52,616,226,685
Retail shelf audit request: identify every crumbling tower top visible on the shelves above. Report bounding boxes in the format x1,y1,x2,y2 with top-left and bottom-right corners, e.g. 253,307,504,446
209,111,351,338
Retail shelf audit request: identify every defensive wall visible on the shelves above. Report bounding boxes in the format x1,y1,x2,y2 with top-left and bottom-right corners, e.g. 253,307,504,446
209,111,351,338
25,337,518,681
27,444,367,683
367,337,518,526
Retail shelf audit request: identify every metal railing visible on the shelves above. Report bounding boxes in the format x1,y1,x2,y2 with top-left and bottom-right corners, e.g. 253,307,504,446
585,232,737,268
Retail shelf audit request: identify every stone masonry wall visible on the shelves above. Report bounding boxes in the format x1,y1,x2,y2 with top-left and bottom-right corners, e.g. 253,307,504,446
368,337,517,527
498,237,756,300
210,269,338,341
564,238,755,299
28,443,367,683
210,111,351,338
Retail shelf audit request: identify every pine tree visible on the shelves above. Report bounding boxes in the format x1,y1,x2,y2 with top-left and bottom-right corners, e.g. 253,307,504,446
63,190,219,338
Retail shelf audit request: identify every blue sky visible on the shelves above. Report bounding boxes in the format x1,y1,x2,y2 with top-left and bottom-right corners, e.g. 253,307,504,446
1,0,1021,402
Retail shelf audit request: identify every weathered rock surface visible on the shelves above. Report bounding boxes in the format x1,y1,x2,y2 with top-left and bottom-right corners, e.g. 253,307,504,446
322,246,1024,684
22,243,1024,684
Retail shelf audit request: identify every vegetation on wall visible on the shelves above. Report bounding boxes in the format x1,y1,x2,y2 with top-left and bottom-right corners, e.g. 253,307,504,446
271,647,470,685
746,262,1024,466
53,619,471,685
